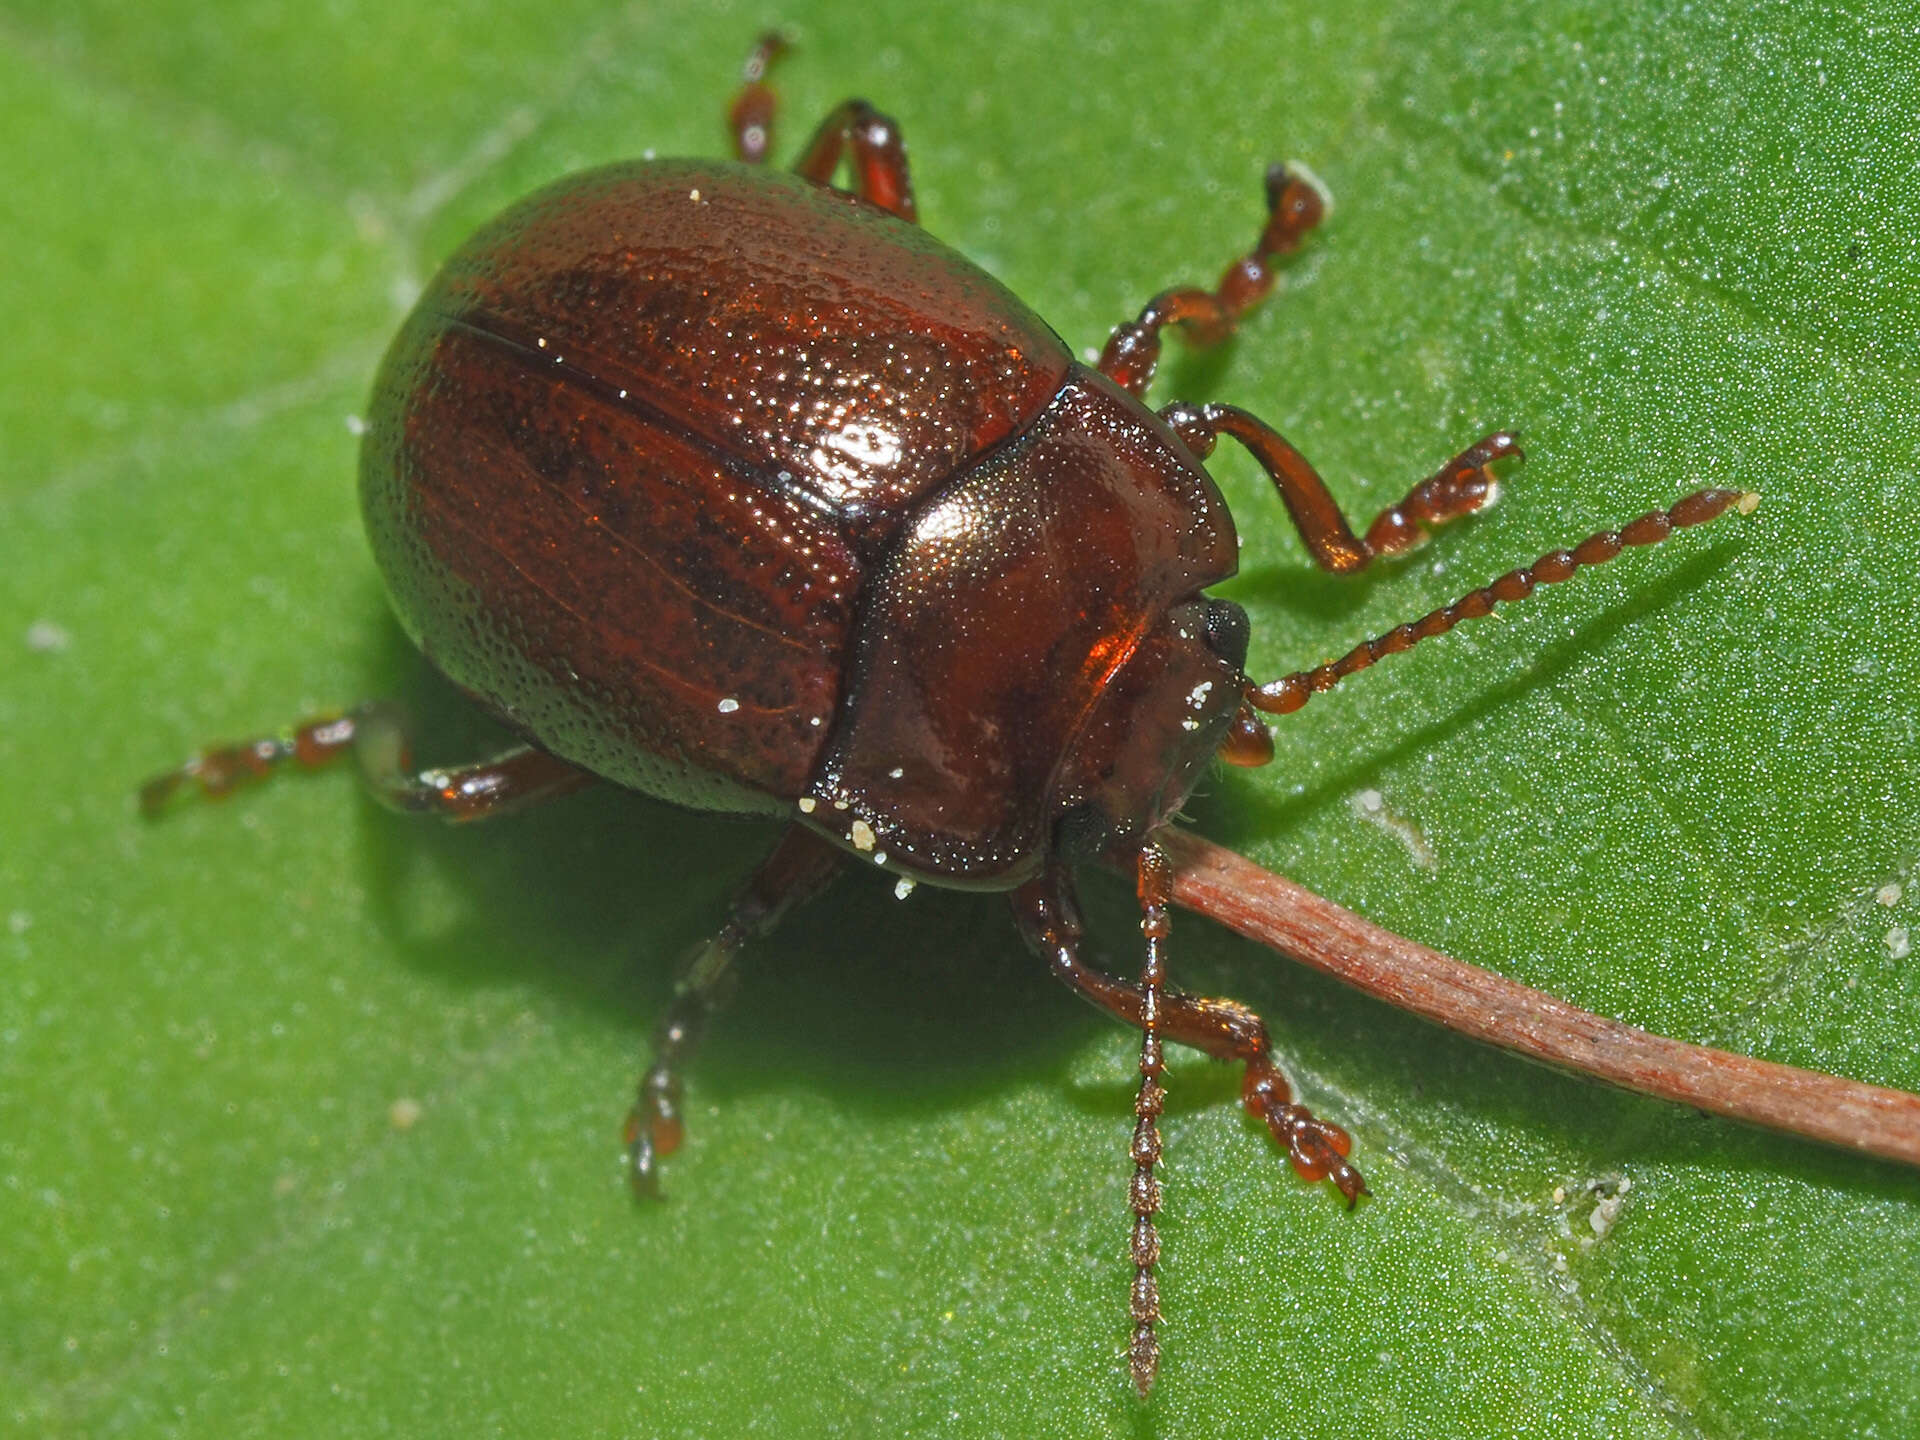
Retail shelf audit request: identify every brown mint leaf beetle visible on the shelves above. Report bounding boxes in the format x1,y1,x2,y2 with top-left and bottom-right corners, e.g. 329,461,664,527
142,33,1758,1397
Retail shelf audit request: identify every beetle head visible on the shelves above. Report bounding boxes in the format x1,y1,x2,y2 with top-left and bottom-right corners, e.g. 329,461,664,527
1047,596,1251,862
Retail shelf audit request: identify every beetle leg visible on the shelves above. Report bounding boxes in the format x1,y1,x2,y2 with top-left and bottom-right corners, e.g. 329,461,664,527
1011,863,1367,1206
1099,165,1328,397
1012,858,1364,1393
625,824,843,1198
724,33,916,221
138,701,593,822
1164,406,1520,575
727,31,788,164
792,100,918,223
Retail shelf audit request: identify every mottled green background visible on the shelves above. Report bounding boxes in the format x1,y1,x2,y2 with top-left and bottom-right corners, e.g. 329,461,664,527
5,3,1918,1436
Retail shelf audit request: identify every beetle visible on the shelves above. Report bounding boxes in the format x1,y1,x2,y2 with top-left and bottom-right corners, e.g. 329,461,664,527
142,35,1754,1395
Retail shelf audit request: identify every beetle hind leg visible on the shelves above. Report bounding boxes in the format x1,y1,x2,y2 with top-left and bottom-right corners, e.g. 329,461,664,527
625,824,843,1197
138,700,593,822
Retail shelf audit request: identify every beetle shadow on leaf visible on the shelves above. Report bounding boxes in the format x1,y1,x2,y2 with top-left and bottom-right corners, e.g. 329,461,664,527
343,616,1112,1126
1205,541,1749,839
1162,339,1238,409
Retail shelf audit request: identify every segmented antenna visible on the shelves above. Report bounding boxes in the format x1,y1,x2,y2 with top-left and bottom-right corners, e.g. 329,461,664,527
1250,488,1760,717
1128,844,1175,1396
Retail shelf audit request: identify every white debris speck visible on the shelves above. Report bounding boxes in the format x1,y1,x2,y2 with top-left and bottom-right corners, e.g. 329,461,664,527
716,697,740,714
833,798,849,811
537,336,548,349
1887,926,1911,962
1186,680,1213,710
689,188,702,202
1350,787,1437,869
849,819,877,852
872,851,888,866
888,767,904,780
894,877,917,900
25,620,69,653
1589,1191,1626,1240
797,797,816,814
810,715,824,728
1877,883,1903,907
1551,1185,1567,1205
618,389,629,399
1284,158,1334,219
344,413,368,437
1180,718,1199,731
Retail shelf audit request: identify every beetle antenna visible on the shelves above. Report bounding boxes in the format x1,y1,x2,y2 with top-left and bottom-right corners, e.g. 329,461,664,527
1127,843,1174,1397
1248,488,1760,717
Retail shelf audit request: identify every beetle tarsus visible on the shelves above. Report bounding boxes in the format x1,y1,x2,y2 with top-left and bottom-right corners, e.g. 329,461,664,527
1363,431,1521,558
625,1062,684,1200
1243,1058,1369,1206
138,703,594,822
728,31,789,163
138,712,363,816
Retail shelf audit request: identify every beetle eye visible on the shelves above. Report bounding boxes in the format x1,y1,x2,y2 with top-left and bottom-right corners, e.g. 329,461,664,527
1202,599,1250,671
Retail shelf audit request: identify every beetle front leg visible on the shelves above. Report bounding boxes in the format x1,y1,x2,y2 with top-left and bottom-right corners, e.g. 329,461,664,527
1099,165,1327,397
792,99,917,222
726,32,787,163
1163,405,1519,575
139,701,593,822
1011,864,1365,1205
626,824,843,1197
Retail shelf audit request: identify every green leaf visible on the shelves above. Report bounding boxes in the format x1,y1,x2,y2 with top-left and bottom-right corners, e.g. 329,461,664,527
5,3,1917,1436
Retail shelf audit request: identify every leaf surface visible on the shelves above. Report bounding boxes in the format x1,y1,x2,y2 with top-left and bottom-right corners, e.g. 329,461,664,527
4,4,1917,1436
